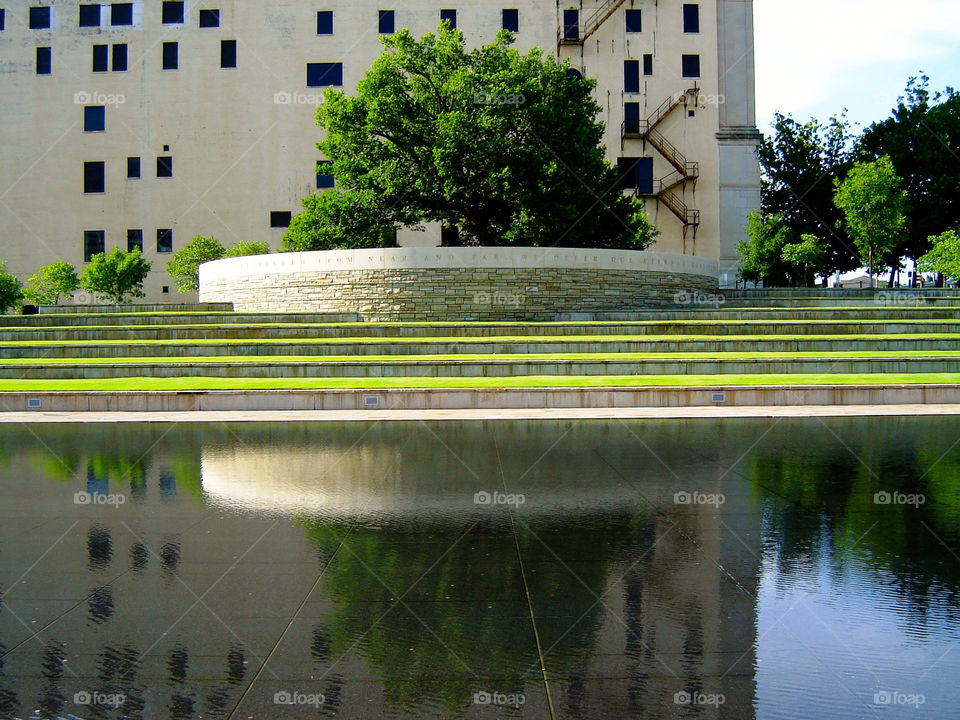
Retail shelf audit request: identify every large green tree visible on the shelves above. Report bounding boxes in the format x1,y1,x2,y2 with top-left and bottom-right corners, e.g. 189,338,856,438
833,156,909,286
166,235,226,292
737,211,792,286
298,23,656,250
858,76,960,277
80,247,151,304
758,113,858,282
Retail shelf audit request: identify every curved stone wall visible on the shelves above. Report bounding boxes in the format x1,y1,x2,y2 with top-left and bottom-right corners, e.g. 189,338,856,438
198,247,719,320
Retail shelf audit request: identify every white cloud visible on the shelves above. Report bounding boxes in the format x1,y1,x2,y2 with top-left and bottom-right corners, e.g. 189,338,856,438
754,0,960,120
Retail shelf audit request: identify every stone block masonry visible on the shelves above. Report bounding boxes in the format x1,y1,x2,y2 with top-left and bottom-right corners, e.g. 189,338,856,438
199,248,719,321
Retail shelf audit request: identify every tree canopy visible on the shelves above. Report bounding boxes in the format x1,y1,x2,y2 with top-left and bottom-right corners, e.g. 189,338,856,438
23,261,79,306
286,23,656,251
80,247,151,304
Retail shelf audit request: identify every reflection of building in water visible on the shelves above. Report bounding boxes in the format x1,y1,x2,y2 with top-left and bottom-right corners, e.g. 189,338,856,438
1,422,762,719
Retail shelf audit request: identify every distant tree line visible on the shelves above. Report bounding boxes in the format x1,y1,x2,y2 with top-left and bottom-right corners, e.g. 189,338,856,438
739,76,960,287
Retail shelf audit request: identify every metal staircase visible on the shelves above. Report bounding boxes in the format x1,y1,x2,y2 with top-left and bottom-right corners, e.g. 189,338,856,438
622,88,701,242
557,0,630,46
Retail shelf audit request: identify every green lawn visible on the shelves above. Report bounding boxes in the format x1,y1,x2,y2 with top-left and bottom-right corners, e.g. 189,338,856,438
4,332,960,347
0,373,959,391
3,350,960,365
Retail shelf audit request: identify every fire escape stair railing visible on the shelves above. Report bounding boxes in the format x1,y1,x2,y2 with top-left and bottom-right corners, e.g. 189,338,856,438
557,0,630,46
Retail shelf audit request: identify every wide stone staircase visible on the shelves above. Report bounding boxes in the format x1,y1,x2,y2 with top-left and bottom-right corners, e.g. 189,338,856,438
0,292,958,388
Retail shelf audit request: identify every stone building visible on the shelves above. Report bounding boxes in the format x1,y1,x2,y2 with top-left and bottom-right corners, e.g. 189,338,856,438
0,0,760,300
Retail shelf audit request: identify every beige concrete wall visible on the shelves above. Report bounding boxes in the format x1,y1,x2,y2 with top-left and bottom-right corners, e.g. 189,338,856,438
0,0,759,301
198,246,719,318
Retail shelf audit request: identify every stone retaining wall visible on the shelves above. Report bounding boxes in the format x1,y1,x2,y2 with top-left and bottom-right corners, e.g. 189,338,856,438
199,248,719,320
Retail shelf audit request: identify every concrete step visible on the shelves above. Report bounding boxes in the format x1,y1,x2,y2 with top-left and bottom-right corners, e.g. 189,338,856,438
1,355,958,379
34,303,234,314
3,337,960,359
4,320,960,343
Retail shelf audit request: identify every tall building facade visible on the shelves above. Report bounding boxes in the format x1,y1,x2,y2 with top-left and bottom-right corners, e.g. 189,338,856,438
0,0,760,301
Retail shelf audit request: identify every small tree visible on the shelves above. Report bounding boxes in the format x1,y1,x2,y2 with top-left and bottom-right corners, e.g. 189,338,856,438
166,235,225,292
80,247,151,304
23,261,80,306
224,240,271,257
781,234,828,287
0,262,23,314
833,156,909,287
737,211,791,286
917,229,960,282
284,189,397,252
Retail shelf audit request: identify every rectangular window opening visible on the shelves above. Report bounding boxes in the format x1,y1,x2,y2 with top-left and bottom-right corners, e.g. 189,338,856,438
220,39,236,68
83,105,106,132
316,161,335,189
198,8,220,27
681,53,700,78
642,53,653,76
92,44,108,72
624,60,639,93
84,161,105,194
127,229,143,253
79,4,101,27
502,8,518,32
440,8,456,29
316,10,333,35
306,62,342,87
127,156,141,178
29,6,51,29
162,42,178,70
270,211,292,228
112,43,127,71
625,9,641,33
161,1,184,24
683,3,700,33
562,9,578,39
378,9,394,34
157,156,173,178
157,228,173,253
36,47,52,75
111,3,133,25
84,231,105,262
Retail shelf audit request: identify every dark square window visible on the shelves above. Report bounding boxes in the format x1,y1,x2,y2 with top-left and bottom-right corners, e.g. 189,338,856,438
624,60,639,93
616,157,653,193
111,3,133,25
681,53,700,78
199,9,220,27
36,47,52,75
84,105,105,132
112,43,127,71
316,10,333,35
316,161,335,189
79,4,101,27
92,44,108,72
127,229,143,252
162,42,178,70
29,6,51,29
157,229,173,253
643,53,653,76
0,10,5,31
157,156,173,178
270,211,292,228
84,231,105,262
127,156,140,178
683,3,699,33
625,9,641,32
378,9,394,34
84,162,105,194
502,8,518,32
440,9,456,29
306,62,342,87
161,1,184,24
221,39,236,68
562,9,578,39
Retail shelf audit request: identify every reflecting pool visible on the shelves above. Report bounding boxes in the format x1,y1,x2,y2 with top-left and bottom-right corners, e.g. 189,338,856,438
1,418,959,719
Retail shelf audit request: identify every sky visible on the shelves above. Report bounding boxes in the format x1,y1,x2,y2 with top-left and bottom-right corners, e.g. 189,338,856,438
753,0,960,134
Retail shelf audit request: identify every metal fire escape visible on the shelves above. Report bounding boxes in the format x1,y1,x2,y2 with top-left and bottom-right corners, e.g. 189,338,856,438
622,88,701,243
557,0,629,47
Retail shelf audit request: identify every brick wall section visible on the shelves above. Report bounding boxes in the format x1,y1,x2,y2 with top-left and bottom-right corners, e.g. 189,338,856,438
201,267,719,321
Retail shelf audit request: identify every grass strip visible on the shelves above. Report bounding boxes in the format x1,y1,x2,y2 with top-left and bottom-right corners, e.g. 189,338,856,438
1,373,959,391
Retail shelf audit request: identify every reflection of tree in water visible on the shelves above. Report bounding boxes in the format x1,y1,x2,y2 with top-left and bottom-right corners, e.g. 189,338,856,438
745,417,960,611
299,510,650,717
